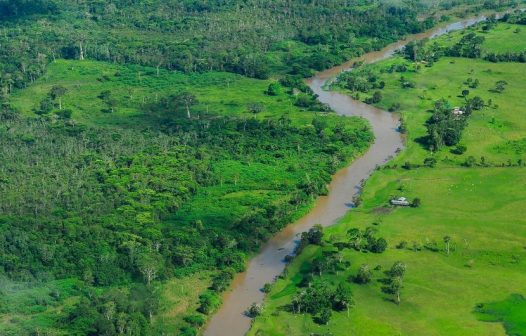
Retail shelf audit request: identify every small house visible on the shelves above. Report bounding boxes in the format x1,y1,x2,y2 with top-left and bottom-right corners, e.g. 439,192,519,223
390,197,410,206
452,107,464,116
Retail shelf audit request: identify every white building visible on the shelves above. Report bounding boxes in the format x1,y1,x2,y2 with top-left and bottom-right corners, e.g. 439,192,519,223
390,197,410,206
452,107,464,116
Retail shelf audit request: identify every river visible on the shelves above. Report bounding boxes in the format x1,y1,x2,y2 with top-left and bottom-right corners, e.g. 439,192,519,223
204,12,505,336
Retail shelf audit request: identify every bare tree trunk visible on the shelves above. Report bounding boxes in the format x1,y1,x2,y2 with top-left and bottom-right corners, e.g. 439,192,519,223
79,42,84,60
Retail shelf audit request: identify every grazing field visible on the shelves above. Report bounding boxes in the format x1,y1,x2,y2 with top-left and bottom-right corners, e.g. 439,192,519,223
481,23,526,52
334,23,526,166
371,57,525,165
250,167,526,336
250,20,526,336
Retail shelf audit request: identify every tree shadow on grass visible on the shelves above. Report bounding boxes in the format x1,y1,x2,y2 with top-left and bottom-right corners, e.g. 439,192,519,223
414,135,431,151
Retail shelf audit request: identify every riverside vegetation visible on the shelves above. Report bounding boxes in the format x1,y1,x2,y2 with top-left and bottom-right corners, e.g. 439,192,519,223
0,0,522,335
249,10,526,336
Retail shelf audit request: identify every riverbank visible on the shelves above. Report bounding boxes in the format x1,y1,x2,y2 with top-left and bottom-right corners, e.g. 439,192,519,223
202,9,522,336
248,12,526,336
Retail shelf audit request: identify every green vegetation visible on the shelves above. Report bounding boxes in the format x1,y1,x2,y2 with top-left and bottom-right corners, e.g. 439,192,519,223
0,1,523,335
250,14,526,336
250,167,526,336
475,294,526,336
336,16,526,165
0,59,372,335
0,0,443,93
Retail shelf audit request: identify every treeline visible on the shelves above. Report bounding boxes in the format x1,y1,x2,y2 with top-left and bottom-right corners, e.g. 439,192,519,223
0,0,438,96
401,30,487,64
0,0,517,99
0,0,56,19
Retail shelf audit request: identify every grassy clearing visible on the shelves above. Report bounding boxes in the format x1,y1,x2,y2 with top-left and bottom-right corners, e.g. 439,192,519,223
0,278,81,335
481,23,526,52
376,57,526,165
250,22,526,336
421,21,526,52
153,272,212,334
10,59,323,127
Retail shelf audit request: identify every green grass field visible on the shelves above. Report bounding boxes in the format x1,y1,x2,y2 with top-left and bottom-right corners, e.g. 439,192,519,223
250,21,526,336
376,57,526,165
334,23,526,167
421,21,526,53
481,23,526,52
10,59,322,127
250,167,526,336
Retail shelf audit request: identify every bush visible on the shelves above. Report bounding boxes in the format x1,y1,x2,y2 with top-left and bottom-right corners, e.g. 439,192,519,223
197,291,221,315
246,303,262,317
402,161,413,170
423,157,437,167
451,144,467,155
180,326,197,336
368,237,387,253
265,82,281,96
354,264,372,284
389,102,401,112
316,307,332,325
262,283,272,293
463,156,477,167
210,269,235,292
364,91,382,104
183,314,205,327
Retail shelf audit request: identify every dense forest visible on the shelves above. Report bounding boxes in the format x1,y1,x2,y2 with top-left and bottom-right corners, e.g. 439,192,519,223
0,0,521,335
1,105,372,334
0,0,443,96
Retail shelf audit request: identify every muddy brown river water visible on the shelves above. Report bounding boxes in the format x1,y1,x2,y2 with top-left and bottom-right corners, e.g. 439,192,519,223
204,13,506,336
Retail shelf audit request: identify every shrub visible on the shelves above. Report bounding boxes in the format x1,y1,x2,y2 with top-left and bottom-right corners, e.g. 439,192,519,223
354,264,372,284
246,303,262,317
423,157,437,167
463,156,477,167
197,291,221,315
183,314,205,327
262,283,272,293
451,144,467,155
